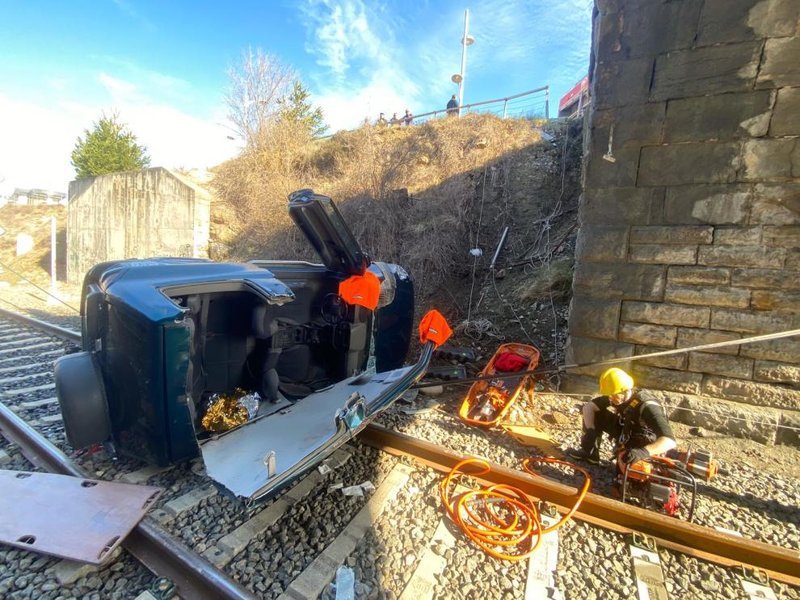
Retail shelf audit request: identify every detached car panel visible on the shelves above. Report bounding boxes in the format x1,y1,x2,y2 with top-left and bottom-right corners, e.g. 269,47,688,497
55,190,428,503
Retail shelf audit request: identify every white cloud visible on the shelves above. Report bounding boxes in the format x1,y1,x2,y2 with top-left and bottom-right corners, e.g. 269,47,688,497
299,0,592,125
111,0,157,32
0,77,237,198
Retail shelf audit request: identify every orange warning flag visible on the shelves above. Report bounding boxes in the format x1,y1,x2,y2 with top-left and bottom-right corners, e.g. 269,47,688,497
419,309,452,348
339,271,381,310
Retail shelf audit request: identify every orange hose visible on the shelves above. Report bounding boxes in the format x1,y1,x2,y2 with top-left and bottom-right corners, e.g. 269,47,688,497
440,457,592,561
522,457,591,533
440,458,542,561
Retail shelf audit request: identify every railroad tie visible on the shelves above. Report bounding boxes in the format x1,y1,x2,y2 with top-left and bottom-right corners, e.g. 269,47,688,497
278,463,414,600
398,519,457,600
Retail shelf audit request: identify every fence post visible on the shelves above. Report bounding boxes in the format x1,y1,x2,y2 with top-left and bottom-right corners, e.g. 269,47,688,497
502,99,508,119
544,86,550,118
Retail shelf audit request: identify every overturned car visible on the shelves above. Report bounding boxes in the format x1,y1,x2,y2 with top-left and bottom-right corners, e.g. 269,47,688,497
55,190,445,503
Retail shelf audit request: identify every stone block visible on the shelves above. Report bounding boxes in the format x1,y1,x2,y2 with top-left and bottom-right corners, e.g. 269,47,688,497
749,184,800,226
630,225,713,245
619,322,677,347
651,42,762,100
665,185,752,225
698,245,785,268
677,327,742,356
714,226,762,246
741,138,799,181
629,244,697,265
634,344,687,370
710,307,795,333
622,301,710,328
751,289,800,311
731,267,795,289
762,225,800,248
698,0,800,44
575,226,629,263
663,91,773,142
638,143,740,187
665,283,751,309
597,0,702,60
741,338,800,362
777,411,800,446
702,375,800,410
585,143,641,188
770,87,800,136
633,364,703,395
568,296,621,340
564,336,634,376
593,58,654,109
573,263,666,301
580,187,664,224
754,360,800,384
670,394,779,444
757,36,800,88
688,352,754,379
592,104,666,147
668,266,730,285
788,249,800,269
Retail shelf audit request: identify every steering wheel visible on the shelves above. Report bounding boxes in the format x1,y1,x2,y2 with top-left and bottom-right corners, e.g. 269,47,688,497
320,293,348,325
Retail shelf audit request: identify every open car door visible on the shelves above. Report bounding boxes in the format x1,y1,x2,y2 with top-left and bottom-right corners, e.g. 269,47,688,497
199,342,434,503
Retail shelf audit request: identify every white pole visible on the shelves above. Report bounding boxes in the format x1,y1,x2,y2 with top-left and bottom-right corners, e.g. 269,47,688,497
458,9,469,116
50,216,57,298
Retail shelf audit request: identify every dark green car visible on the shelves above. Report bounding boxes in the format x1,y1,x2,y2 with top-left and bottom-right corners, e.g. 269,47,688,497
55,190,433,503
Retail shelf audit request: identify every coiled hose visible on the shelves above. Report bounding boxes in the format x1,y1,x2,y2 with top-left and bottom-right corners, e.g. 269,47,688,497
440,457,591,561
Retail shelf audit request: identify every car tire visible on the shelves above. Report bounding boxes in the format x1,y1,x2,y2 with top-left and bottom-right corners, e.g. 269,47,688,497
54,351,111,449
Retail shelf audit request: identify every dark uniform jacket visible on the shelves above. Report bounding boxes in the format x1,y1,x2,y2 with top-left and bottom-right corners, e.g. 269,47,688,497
591,388,674,450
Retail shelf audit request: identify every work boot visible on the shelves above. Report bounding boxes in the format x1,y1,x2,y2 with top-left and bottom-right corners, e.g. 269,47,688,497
566,428,600,464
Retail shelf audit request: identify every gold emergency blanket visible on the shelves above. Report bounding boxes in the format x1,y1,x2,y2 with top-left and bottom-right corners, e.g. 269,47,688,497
201,388,260,433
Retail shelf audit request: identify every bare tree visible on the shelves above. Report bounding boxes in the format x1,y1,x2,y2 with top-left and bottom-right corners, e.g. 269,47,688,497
225,47,296,148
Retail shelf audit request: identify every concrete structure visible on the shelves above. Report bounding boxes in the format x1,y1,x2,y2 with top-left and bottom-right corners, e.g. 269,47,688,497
568,0,799,437
8,188,66,206
67,168,210,283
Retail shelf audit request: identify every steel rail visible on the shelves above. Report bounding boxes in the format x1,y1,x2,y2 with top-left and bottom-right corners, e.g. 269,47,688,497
361,424,800,586
0,316,256,600
0,306,81,343
0,401,256,600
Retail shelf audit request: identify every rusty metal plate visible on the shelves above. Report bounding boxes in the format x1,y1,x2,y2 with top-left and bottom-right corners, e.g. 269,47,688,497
0,470,160,564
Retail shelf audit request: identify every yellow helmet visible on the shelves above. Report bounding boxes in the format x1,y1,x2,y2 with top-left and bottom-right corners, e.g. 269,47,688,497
599,367,634,396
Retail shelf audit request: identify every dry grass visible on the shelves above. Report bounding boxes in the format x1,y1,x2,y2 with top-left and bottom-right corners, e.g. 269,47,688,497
515,256,575,301
0,205,67,286
210,114,543,301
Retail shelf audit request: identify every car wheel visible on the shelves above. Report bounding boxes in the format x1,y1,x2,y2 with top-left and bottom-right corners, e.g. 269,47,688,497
54,351,111,449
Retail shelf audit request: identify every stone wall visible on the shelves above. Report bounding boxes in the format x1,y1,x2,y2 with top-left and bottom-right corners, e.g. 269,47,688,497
567,0,800,418
67,168,211,283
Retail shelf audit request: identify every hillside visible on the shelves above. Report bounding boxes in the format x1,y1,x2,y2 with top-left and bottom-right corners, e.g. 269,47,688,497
210,115,583,367
0,205,67,288
0,115,584,370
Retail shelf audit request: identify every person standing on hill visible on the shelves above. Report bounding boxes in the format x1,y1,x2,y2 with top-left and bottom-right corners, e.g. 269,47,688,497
403,109,413,126
446,95,459,116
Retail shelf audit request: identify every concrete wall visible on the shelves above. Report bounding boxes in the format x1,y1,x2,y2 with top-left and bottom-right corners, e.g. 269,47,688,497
67,168,210,282
568,0,800,413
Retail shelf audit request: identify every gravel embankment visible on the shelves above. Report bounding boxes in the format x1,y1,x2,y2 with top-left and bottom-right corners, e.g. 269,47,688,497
1,296,798,599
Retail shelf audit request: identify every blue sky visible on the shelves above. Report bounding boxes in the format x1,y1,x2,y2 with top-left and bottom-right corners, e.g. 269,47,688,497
0,0,593,195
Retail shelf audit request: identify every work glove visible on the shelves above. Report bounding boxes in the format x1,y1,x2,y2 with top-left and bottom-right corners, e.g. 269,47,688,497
623,447,649,465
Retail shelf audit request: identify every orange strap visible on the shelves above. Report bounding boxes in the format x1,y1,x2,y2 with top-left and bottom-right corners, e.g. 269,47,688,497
419,309,452,348
339,271,381,310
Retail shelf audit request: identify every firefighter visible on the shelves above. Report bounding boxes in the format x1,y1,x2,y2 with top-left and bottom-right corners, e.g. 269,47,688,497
566,367,676,467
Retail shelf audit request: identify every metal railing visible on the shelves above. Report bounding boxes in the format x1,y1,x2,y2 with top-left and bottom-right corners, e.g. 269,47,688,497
319,85,550,138
411,85,550,125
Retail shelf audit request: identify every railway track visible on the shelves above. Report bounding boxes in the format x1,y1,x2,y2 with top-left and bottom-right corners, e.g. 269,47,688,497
0,306,798,599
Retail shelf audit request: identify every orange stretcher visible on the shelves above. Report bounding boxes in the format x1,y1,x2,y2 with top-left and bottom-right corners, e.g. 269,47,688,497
459,343,540,427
